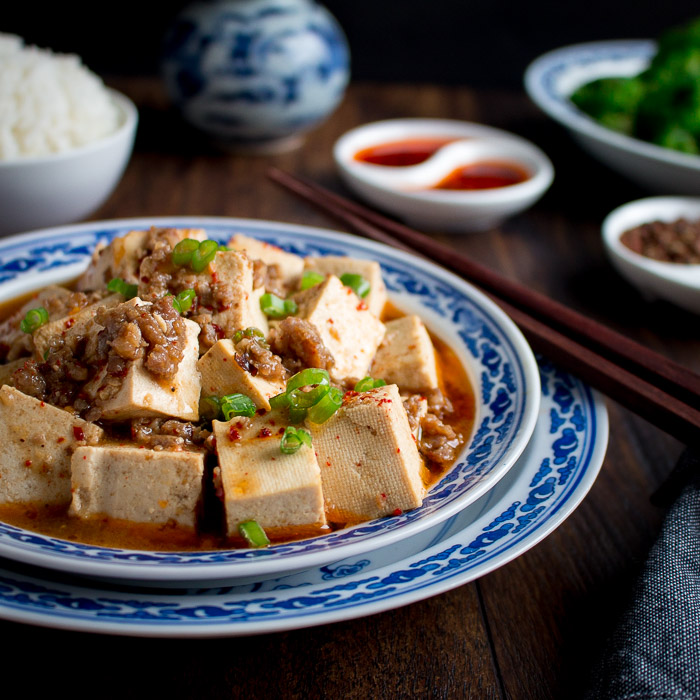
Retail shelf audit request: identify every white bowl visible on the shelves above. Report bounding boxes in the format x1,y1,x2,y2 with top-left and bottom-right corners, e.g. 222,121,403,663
0,216,540,585
602,196,700,313
0,89,138,236
333,119,554,233
525,40,700,194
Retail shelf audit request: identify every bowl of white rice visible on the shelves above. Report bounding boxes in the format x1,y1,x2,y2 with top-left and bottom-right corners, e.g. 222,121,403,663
0,35,138,235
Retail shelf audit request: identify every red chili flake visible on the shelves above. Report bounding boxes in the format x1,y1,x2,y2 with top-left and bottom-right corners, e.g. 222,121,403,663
269,420,276,426
381,493,387,499
222,357,227,362
258,427,272,438
377,398,392,406
40,401,45,407
217,304,231,312
57,437,65,444
64,317,75,329
346,288,352,295
211,271,219,283
327,318,334,324
24,460,32,466
356,301,368,311
212,323,225,339
141,276,150,283
278,427,285,435
335,435,340,440
396,448,401,453
228,426,240,441
392,509,403,516
256,408,266,416
235,421,245,429
326,460,331,466
82,455,87,460
73,426,85,441
343,390,359,403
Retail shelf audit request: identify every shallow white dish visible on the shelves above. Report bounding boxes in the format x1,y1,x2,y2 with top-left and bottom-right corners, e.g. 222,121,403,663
602,196,700,314
0,216,540,585
333,119,553,232
525,40,700,194
0,89,138,236
0,358,607,636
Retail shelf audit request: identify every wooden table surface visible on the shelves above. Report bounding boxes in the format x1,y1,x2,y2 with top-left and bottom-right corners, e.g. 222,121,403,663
3,78,697,699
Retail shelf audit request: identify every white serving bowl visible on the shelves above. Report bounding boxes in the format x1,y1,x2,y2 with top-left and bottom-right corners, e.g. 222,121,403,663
333,119,554,233
525,40,700,194
602,196,700,314
0,90,138,236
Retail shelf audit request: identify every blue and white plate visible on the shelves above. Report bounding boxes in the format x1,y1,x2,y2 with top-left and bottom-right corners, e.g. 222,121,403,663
0,356,607,636
0,217,540,584
525,40,700,194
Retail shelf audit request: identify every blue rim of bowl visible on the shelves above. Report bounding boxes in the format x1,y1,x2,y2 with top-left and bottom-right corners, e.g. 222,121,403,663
0,216,540,582
524,40,700,171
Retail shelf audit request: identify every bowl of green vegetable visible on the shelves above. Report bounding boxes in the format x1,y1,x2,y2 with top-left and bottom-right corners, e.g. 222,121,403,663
525,17,700,194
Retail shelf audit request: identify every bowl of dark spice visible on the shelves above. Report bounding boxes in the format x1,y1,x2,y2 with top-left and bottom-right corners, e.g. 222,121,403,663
603,196,700,314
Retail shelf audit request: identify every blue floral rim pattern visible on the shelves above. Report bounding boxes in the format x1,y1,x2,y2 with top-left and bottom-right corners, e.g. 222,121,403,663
0,217,538,579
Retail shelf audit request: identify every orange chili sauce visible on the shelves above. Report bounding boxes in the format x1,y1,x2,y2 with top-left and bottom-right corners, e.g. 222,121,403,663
354,137,458,166
0,301,475,551
431,161,530,190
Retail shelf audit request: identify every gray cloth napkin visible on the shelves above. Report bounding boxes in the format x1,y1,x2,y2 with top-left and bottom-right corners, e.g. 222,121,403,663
585,448,700,699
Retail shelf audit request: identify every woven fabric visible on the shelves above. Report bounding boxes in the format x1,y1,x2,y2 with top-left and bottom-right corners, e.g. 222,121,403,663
585,449,700,699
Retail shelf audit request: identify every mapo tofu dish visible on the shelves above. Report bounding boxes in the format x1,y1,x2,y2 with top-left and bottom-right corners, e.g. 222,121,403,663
0,228,473,550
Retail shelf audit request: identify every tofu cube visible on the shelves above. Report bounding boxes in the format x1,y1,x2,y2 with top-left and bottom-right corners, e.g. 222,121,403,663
295,275,385,381
304,256,387,317
32,294,121,361
371,316,439,393
70,445,204,529
76,228,206,291
213,415,326,539
229,233,304,288
198,339,286,411
98,316,202,421
0,385,103,505
308,384,424,523
210,250,269,336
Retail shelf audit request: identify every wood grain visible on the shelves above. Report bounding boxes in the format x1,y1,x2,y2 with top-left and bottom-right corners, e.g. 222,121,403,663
1,78,696,699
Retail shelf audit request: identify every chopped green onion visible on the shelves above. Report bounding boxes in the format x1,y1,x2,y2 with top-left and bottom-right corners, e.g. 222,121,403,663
307,386,344,424
106,278,138,299
280,426,312,454
238,520,270,548
354,376,387,392
269,392,290,410
220,393,257,420
217,244,230,252
20,307,49,334
300,270,324,290
233,327,268,348
286,368,330,393
260,293,297,318
172,238,201,266
191,239,219,273
171,288,196,314
204,395,222,417
288,405,307,424
288,384,330,409
340,273,371,298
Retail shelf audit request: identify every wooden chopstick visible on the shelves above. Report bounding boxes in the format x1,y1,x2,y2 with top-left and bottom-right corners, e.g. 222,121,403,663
268,167,700,407
267,166,700,445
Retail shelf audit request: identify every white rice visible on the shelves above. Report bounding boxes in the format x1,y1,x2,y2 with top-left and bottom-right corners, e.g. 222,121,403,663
0,34,121,160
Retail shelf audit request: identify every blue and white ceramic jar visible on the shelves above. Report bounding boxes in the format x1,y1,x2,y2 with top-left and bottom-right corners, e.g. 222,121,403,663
162,0,350,152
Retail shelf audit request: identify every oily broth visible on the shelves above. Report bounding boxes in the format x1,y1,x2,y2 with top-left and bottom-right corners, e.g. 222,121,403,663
0,297,476,551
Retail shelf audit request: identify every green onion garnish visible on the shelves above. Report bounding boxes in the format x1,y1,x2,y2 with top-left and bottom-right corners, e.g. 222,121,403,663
172,238,201,266
238,520,270,548
191,239,219,273
300,270,324,290
286,368,330,392
220,393,257,420
106,278,138,299
233,327,268,347
288,384,330,409
280,426,312,454
20,307,49,334
218,244,230,252
171,289,196,314
260,293,297,318
306,386,344,424
354,376,387,392
340,273,371,298
269,392,290,410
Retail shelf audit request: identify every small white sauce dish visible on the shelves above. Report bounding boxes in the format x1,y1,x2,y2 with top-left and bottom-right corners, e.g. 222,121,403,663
602,196,700,314
333,119,554,233
0,89,138,236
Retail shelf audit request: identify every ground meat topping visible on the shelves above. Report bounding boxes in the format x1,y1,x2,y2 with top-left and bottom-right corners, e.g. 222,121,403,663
419,412,461,466
131,417,213,451
268,316,335,374
234,336,287,382
620,218,700,264
403,394,426,434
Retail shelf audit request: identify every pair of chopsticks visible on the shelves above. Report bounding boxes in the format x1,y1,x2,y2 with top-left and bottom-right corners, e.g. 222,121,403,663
267,166,700,447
